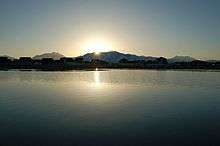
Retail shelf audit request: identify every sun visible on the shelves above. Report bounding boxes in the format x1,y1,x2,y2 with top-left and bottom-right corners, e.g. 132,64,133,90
83,38,112,54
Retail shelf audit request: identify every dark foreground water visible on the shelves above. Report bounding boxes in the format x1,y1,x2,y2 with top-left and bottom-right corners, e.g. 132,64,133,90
0,70,220,146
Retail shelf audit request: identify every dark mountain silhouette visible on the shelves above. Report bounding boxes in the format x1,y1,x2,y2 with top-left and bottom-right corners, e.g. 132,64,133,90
0,55,15,60
206,60,220,63
82,51,157,63
1,51,219,71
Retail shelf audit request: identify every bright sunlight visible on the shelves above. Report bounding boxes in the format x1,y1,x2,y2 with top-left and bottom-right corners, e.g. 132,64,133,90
82,38,112,54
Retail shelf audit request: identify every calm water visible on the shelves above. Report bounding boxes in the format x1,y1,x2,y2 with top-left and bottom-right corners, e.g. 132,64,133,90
0,70,220,146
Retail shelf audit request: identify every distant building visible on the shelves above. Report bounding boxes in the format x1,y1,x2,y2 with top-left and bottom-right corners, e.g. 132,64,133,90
60,57,74,63
41,58,54,65
19,57,33,62
0,57,11,63
156,57,168,64
17,57,33,66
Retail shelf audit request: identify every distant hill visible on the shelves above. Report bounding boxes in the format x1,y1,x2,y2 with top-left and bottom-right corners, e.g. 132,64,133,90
0,55,15,60
82,51,157,63
33,52,65,60
168,56,195,63
2,51,210,64
206,60,220,63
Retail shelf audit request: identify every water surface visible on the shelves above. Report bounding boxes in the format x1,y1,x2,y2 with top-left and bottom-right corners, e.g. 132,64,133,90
0,70,220,145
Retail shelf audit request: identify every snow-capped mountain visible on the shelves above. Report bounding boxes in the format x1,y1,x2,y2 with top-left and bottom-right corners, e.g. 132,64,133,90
33,52,65,60
82,51,157,63
168,56,195,63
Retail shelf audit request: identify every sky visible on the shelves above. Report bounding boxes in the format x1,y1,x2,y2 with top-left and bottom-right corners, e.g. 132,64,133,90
0,0,220,59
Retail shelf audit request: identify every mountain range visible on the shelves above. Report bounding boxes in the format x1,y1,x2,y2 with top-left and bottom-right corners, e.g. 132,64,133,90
168,56,195,63
0,55,15,60
33,52,65,60
1,51,219,63
82,51,157,63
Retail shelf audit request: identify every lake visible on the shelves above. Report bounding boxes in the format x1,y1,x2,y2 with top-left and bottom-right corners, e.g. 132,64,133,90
0,70,220,146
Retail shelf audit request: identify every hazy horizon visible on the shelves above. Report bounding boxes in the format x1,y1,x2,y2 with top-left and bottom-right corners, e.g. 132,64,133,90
0,0,220,59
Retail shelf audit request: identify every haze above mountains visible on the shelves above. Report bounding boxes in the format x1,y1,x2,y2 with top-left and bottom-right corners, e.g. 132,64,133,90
0,51,219,63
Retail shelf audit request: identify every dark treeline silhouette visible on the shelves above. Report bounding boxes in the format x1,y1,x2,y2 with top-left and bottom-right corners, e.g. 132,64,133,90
0,56,219,71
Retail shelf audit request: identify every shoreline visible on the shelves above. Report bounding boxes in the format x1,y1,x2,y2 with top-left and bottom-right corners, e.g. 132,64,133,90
1,68,220,72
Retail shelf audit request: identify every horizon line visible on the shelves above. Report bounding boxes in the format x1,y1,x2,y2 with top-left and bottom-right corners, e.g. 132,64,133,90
1,50,219,61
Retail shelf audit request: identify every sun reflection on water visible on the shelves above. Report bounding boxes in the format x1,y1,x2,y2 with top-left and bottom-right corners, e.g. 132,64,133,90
94,68,101,87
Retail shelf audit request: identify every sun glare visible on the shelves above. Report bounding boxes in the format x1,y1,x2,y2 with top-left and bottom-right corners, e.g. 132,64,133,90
83,38,112,54
93,69,102,88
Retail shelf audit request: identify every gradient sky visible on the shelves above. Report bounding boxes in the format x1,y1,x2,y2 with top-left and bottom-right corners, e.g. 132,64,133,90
0,0,220,59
